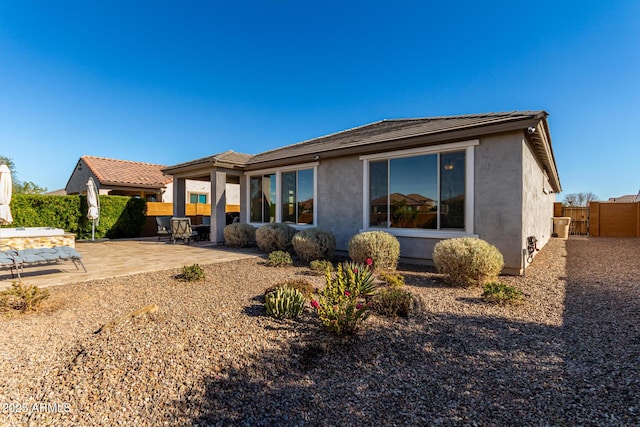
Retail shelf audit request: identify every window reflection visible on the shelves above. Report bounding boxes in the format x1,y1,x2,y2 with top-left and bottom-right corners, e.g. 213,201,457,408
440,152,465,229
368,151,465,230
390,155,437,229
250,174,276,223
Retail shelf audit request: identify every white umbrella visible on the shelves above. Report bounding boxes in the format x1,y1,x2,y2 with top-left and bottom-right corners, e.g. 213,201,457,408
86,177,100,241
0,164,13,225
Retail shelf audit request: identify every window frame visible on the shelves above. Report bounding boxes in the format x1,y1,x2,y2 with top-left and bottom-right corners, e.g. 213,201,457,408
188,193,208,204
360,140,478,239
245,162,318,228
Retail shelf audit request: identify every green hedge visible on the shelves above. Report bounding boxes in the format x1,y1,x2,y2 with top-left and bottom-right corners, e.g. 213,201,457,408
4,194,147,239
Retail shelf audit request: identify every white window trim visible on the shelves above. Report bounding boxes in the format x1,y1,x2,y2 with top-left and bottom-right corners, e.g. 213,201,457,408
245,162,318,227
361,140,477,238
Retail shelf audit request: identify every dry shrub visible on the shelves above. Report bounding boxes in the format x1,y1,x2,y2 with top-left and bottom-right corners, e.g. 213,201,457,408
348,231,400,272
223,223,256,247
292,227,336,262
433,237,504,287
255,223,296,253
0,281,50,313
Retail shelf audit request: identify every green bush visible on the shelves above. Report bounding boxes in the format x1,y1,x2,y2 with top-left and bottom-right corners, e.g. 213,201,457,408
8,194,146,239
433,237,504,287
482,282,524,304
348,231,400,272
310,261,377,335
264,279,315,299
310,259,333,274
178,264,205,282
292,227,336,262
223,223,256,247
266,250,293,267
265,287,307,319
370,287,416,318
0,281,50,313
255,223,297,253
379,272,405,287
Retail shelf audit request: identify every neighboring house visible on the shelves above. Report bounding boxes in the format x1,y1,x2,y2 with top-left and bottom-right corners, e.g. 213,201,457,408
65,156,240,206
66,156,173,200
163,111,561,275
608,192,640,202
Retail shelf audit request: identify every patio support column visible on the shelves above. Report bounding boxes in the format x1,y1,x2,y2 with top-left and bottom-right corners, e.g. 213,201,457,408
174,177,186,217
210,170,227,243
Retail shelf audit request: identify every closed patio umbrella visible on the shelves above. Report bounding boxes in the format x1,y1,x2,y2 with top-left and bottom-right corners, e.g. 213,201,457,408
86,177,100,241
0,164,13,225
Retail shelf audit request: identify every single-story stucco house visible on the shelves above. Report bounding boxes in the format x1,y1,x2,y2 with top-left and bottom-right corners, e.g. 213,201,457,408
163,111,561,275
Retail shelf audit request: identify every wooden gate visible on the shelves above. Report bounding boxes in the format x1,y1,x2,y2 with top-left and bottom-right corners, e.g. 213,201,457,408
563,207,589,235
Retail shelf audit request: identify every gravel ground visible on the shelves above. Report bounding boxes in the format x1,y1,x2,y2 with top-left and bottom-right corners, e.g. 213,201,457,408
1,237,639,426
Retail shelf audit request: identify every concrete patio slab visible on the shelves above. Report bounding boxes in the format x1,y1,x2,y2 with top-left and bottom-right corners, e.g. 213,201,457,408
0,238,261,290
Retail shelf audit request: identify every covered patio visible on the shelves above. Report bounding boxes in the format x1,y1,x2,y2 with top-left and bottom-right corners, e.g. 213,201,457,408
161,151,250,243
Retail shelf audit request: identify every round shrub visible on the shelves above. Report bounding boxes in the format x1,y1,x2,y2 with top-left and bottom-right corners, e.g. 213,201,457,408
432,237,504,287
370,287,417,318
266,250,293,267
255,223,297,253
223,223,256,247
292,227,336,262
348,231,400,271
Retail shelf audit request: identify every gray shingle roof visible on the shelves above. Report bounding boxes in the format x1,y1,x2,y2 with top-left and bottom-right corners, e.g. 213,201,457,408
247,111,547,165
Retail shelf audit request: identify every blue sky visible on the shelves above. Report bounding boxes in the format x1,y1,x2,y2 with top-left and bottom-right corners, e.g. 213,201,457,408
0,1,638,200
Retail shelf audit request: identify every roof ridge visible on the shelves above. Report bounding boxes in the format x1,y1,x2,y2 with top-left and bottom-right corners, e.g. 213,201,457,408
382,110,545,122
82,155,168,168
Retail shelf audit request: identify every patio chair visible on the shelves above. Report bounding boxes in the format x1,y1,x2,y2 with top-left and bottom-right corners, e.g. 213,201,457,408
170,217,198,245
156,216,172,241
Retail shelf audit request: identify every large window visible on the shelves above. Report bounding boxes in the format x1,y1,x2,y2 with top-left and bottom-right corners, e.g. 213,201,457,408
248,166,315,225
368,150,466,230
250,174,276,223
281,169,314,224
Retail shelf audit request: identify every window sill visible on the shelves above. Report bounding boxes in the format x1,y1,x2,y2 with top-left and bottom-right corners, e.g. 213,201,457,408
362,227,478,239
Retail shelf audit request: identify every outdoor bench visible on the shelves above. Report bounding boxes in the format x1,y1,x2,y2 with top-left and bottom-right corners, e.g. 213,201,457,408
0,245,86,281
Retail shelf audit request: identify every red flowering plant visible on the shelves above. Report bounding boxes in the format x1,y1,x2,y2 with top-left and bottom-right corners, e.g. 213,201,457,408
309,260,377,335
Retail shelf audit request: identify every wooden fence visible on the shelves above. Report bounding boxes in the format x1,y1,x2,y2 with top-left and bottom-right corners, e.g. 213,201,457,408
589,202,640,237
146,202,240,216
142,202,241,237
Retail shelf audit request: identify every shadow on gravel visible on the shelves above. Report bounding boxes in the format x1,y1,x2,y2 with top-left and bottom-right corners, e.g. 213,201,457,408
173,313,569,426
562,237,640,425
170,238,640,426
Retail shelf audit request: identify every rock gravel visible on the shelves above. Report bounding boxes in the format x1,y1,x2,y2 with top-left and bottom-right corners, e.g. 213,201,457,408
1,237,639,426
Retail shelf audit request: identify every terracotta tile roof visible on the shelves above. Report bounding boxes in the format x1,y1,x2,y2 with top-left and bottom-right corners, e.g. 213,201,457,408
82,156,173,188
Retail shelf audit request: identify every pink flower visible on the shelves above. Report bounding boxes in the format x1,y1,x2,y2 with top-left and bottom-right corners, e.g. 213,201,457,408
366,258,373,266
356,303,363,310
310,300,320,309
344,291,351,297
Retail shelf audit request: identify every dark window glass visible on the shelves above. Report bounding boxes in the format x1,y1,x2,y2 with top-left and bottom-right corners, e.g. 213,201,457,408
369,160,388,227
281,171,297,223
297,169,314,224
389,154,437,229
250,174,276,223
440,152,465,229
368,151,465,230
